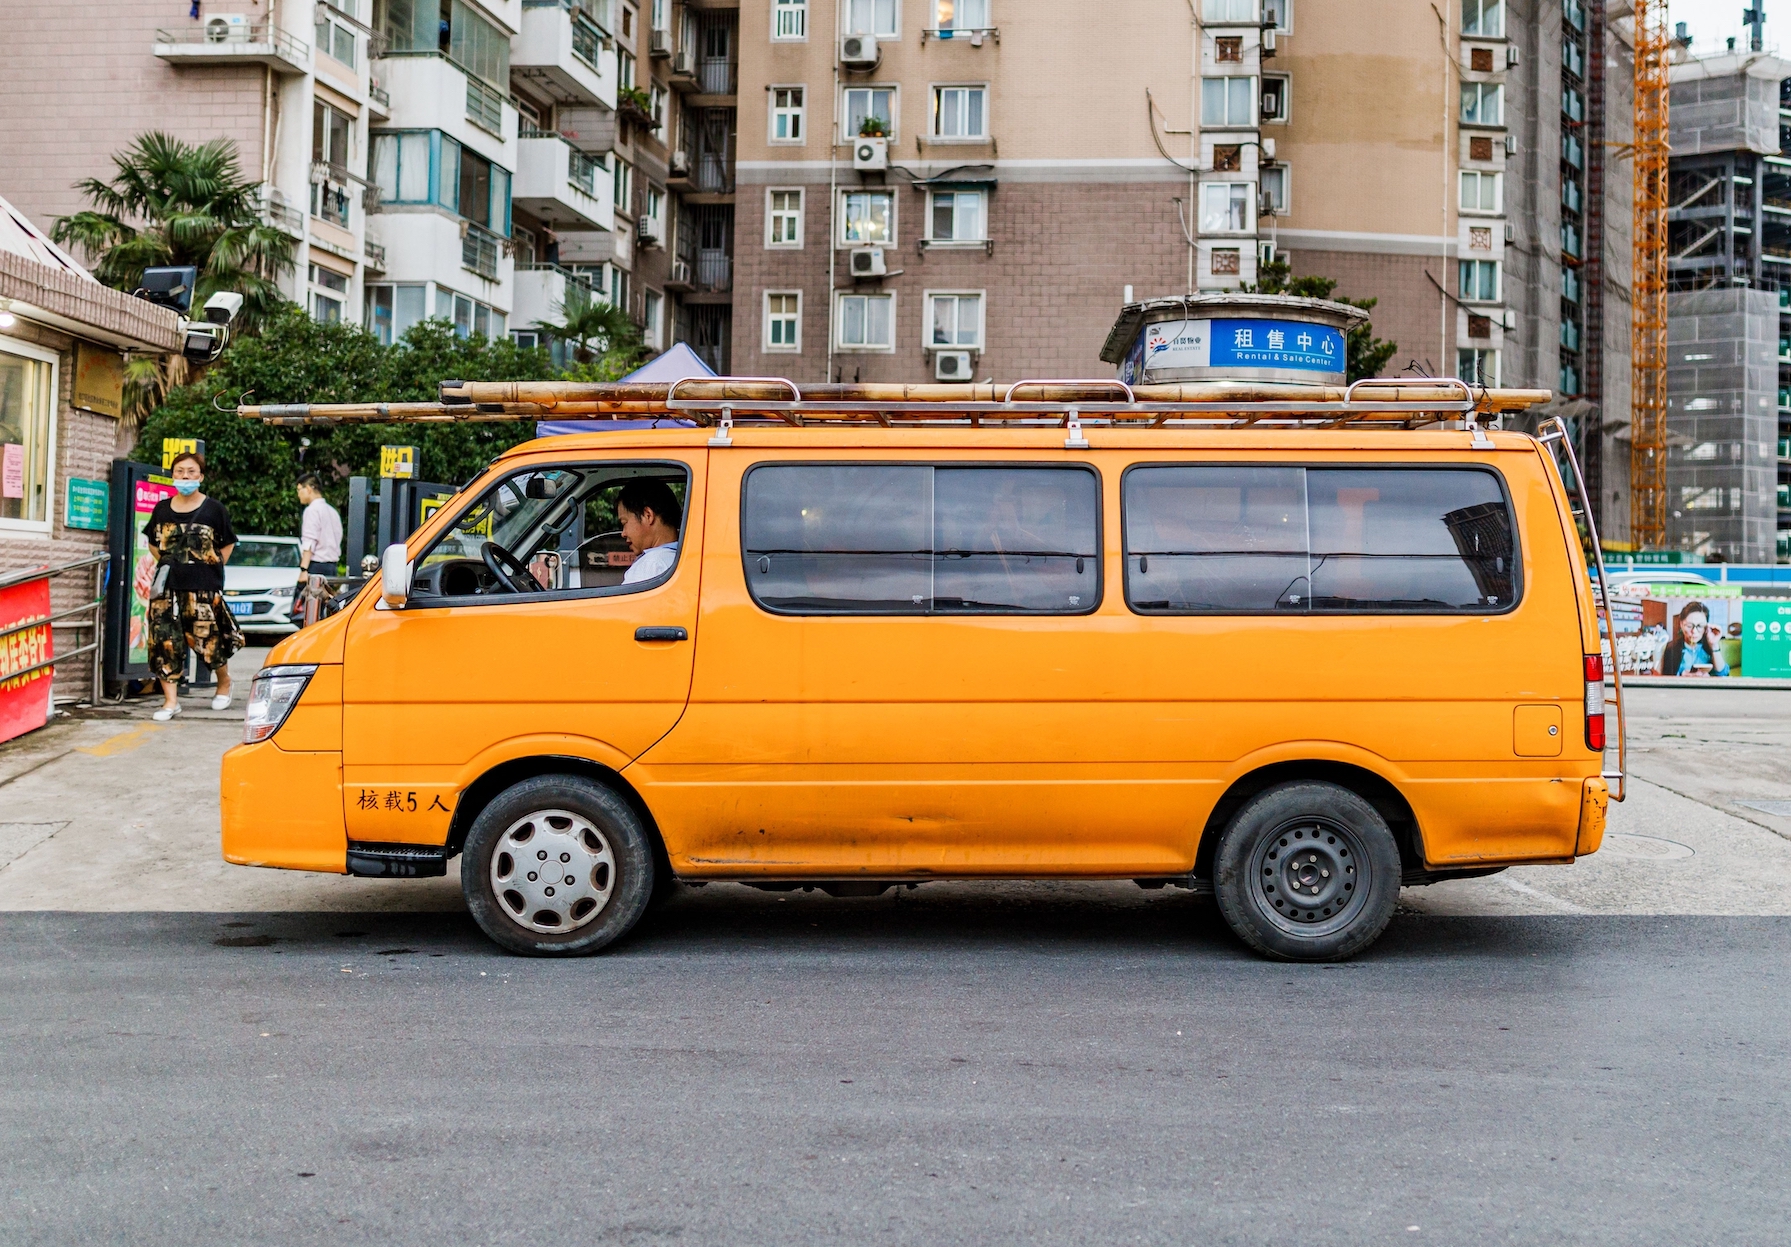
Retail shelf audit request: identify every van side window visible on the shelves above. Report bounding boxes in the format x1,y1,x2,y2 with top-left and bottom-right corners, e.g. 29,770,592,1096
743,464,1100,614
1124,466,1517,614
411,463,689,602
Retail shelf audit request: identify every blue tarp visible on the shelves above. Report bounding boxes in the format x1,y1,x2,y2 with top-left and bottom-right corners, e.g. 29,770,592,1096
534,341,715,436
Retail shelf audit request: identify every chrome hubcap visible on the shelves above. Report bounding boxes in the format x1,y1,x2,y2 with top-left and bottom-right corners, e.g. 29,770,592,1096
489,809,615,933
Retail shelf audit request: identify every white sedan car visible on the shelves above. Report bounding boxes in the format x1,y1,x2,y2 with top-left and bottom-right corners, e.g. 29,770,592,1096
223,535,303,635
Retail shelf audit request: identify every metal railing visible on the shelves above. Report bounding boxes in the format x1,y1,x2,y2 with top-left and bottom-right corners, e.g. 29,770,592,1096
262,200,305,236
0,554,108,708
695,250,731,291
517,261,604,297
462,222,502,279
153,23,311,62
697,57,737,94
364,240,387,268
369,81,391,108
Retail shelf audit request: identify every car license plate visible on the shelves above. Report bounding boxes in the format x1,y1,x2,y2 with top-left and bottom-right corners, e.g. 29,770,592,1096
227,600,254,617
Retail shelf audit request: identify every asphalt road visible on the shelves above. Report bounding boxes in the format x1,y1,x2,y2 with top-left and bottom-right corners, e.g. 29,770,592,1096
4,898,1789,1246
6,676,1791,1243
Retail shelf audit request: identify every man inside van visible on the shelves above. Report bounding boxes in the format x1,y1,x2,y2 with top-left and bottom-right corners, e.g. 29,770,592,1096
617,480,682,585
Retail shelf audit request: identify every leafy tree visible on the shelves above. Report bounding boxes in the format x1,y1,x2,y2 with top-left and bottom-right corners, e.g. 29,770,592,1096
136,309,556,536
52,132,294,332
1248,260,1399,383
535,283,646,368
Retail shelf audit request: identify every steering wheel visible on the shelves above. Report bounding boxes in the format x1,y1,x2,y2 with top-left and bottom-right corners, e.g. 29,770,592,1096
480,541,544,594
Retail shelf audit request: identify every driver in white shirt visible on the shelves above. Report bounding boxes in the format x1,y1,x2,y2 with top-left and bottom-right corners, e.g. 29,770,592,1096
617,480,682,584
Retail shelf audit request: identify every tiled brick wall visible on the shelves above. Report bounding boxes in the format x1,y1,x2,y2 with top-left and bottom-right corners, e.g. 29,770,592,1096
0,320,123,704
1288,249,1456,380
1,1,269,231
731,180,1189,383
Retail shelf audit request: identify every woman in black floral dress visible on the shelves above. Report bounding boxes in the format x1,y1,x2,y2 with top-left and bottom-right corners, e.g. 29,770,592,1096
143,451,244,720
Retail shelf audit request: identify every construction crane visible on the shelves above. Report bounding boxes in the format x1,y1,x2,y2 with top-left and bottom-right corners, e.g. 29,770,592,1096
1630,0,1671,549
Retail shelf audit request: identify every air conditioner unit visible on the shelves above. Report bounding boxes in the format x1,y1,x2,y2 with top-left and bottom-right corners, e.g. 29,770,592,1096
1261,28,1276,55
840,33,879,67
637,214,658,244
853,137,888,171
849,246,887,277
649,28,670,56
1507,44,1521,66
671,258,692,285
934,350,973,381
205,14,253,42
1504,134,1517,155
672,50,694,75
669,150,690,176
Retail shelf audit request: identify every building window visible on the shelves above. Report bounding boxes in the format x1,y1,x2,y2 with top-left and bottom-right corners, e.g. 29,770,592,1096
315,0,358,66
437,287,506,338
1562,265,1581,303
1460,82,1503,126
1201,77,1255,128
1459,259,1499,302
308,263,350,324
372,131,430,201
643,290,663,349
845,0,899,37
311,102,353,225
1260,73,1289,122
651,83,667,128
366,283,428,345
844,86,897,139
1259,165,1289,214
614,157,633,213
1268,0,1292,32
1462,0,1503,37
765,292,802,351
840,189,895,245
935,0,990,29
931,85,987,139
1460,169,1502,212
619,50,635,90
1203,0,1256,20
928,189,985,241
837,292,896,350
767,188,804,246
926,291,983,350
0,339,55,528
774,0,808,39
1200,182,1252,233
1458,347,1498,385
1215,35,1243,61
771,86,806,142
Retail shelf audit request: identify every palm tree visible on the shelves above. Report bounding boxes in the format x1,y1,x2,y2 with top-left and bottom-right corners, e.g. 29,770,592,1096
52,132,294,333
537,282,644,365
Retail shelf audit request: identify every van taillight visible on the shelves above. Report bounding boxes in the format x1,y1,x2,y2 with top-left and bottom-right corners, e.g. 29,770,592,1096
1584,654,1606,752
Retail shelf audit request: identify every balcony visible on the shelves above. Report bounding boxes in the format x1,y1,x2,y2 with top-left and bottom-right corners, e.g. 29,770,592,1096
364,241,387,272
368,80,391,117
514,2,615,107
513,263,607,330
695,250,732,292
696,57,737,96
515,131,614,230
154,22,309,73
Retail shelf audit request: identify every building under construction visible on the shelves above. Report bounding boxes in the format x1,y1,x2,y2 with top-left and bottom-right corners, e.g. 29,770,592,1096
1664,51,1791,562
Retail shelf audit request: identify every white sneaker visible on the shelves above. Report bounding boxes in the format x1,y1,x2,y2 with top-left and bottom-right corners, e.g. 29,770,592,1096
210,694,233,711
151,704,182,722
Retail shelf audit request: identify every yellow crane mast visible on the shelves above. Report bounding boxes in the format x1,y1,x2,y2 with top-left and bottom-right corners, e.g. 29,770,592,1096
1630,0,1672,548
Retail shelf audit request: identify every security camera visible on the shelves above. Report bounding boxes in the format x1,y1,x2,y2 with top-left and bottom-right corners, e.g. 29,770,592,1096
203,291,244,326
180,321,225,363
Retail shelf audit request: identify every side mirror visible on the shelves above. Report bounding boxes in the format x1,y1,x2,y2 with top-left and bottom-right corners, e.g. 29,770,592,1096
380,543,412,609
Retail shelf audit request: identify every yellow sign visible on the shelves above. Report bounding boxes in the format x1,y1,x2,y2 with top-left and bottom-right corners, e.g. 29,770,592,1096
161,437,204,470
73,343,125,419
380,445,418,479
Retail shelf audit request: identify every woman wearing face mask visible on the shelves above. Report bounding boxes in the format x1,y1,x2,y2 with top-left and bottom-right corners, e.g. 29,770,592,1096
143,451,244,720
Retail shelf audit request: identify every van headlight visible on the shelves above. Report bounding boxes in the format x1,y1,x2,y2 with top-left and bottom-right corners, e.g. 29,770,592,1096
243,664,316,744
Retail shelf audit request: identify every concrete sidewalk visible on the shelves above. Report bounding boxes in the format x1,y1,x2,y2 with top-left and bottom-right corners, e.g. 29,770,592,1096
2,673,1790,917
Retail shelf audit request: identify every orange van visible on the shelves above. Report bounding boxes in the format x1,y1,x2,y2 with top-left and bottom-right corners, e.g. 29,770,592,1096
222,382,1621,961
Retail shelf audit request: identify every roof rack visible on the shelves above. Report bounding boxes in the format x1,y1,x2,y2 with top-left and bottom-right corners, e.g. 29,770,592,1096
237,376,1553,432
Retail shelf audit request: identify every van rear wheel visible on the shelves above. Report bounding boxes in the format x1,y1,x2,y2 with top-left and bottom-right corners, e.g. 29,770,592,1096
1213,781,1401,962
461,775,656,956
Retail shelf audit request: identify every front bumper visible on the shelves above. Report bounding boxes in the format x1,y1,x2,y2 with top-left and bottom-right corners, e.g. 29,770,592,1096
221,739,345,872
223,590,297,633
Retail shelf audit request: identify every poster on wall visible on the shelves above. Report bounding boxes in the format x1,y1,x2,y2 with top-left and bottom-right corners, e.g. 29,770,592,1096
1609,591,1744,677
1742,600,1791,680
126,477,176,667
0,576,54,744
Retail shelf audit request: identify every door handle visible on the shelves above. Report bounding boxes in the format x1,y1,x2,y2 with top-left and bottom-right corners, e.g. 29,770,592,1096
634,626,688,642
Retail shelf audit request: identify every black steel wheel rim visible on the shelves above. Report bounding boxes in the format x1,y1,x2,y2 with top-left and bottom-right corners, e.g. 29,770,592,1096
1247,816,1371,937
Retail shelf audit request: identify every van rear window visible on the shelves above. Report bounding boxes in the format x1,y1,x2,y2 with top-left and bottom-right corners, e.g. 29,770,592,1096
1123,466,1518,614
743,464,1100,614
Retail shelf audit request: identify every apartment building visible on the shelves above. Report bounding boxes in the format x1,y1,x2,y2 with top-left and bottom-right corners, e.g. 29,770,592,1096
1662,51,1791,563
3,0,381,330
723,0,1631,466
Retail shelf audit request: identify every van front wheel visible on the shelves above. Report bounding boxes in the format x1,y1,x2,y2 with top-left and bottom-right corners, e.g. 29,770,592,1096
1213,781,1401,962
461,775,657,956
